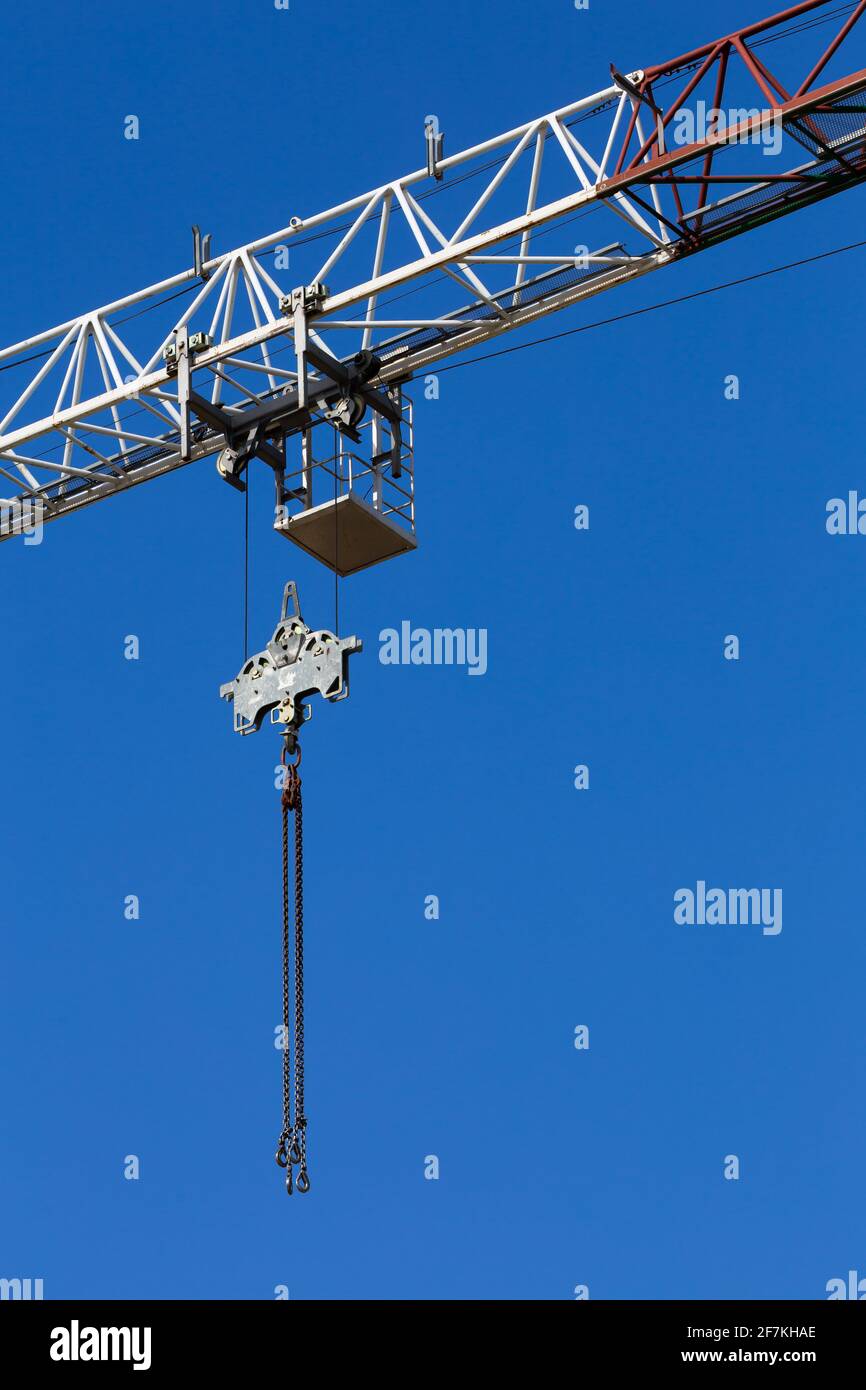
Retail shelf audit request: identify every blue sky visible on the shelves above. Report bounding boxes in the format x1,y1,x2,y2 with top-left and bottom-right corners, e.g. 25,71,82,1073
1,0,865,1300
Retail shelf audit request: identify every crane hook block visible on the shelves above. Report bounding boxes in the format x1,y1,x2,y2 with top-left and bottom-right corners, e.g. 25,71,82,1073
219,581,362,745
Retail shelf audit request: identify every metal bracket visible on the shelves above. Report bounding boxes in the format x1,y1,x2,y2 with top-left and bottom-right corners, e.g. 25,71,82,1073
425,118,445,180
279,282,329,319
610,67,665,154
192,224,213,281
219,582,362,749
165,328,216,462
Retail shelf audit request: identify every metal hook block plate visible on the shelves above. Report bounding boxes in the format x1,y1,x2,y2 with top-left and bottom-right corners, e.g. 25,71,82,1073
220,583,362,737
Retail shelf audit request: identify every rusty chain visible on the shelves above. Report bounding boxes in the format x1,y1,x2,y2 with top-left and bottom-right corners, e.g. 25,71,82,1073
274,742,310,1196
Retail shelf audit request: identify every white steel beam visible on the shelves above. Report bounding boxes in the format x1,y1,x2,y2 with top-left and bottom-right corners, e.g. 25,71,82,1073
0,21,864,536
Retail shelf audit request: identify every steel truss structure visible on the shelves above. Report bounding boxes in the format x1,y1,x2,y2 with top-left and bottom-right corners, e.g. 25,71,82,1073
1,0,865,544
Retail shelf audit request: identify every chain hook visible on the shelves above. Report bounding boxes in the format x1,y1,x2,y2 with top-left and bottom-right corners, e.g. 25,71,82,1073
282,766,301,813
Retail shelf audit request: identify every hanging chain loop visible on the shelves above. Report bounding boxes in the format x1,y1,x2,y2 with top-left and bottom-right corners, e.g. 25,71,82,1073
275,739,310,1195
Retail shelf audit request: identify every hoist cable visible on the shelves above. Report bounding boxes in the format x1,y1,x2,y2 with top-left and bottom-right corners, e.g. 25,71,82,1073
243,465,250,661
334,426,340,635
